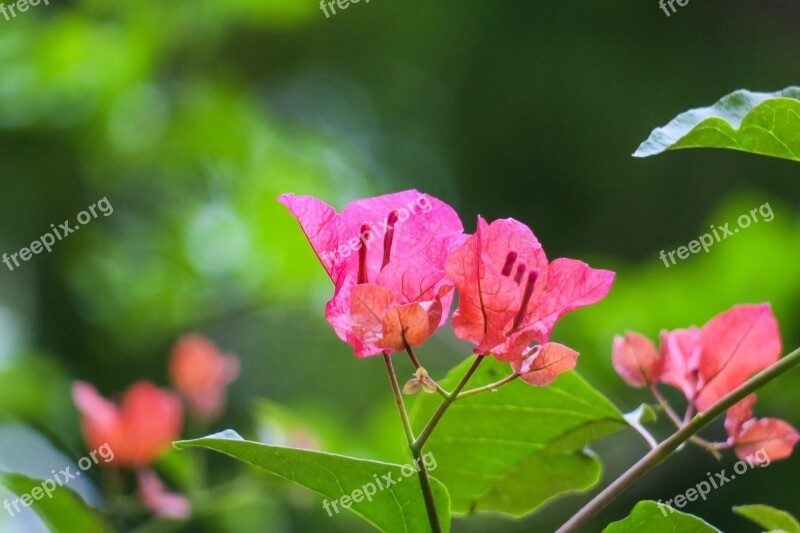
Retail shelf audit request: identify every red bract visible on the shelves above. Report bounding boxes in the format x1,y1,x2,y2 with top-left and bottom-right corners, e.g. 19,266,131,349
169,334,240,421
661,304,781,411
278,190,465,357
445,217,614,364
72,381,183,469
612,332,662,388
725,394,799,463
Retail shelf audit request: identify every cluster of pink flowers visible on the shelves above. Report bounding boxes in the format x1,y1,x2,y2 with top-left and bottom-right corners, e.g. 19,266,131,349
72,335,239,519
613,304,799,462
279,189,615,386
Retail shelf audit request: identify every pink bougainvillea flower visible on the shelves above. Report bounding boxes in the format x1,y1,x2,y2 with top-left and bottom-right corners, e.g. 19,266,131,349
72,381,183,468
658,327,702,403
278,190,465,357
137,469,191,520
511,342,579,386
725,394,799,463
445,217,614,364
169,334,240,421
612,332,662,388
659,304,781,412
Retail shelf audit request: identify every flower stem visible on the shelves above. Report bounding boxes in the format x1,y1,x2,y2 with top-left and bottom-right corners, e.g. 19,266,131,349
383,354,441,533
404,341,450,399
556,345,800,533
412,355,485,453
457,372,520,399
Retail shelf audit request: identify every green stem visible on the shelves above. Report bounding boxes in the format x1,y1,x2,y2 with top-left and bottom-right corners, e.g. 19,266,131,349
556,345,800,533
458,372,520,399
412,355,485,453
383,354,441,533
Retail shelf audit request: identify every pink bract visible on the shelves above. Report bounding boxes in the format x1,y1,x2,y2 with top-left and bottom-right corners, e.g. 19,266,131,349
612,332,662,388
445,217,614,364
278,190,466,357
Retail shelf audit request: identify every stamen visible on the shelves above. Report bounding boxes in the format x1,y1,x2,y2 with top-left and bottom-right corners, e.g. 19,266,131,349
381,211,399,269
513,262,527,284
358,224,370,284
510,270,538,332
500,251,518,277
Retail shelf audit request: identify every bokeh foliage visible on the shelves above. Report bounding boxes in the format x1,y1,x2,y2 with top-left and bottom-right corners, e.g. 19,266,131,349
1,1,799,532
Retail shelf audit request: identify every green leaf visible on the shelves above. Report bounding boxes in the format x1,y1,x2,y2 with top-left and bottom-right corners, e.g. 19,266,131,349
634,87,800,162
175,430,451,533
603,500,721,532
733,504,800,533
409,356,627,516
0,473,107,533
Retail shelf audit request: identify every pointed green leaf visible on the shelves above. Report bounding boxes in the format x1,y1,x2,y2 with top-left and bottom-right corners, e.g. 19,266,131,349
175,430,450,533
635,87,800,162
603,500,721,532
409,356,627,516
733,504,800,533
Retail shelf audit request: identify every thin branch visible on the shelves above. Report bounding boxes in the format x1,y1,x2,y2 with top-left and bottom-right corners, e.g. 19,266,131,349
555,345,800,533
412,355,485,453
383,354,441,533
457,373,520,399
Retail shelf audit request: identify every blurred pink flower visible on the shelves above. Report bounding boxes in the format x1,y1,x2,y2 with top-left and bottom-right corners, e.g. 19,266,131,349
72,381,183,468
137,469,191,520
169,334,239,421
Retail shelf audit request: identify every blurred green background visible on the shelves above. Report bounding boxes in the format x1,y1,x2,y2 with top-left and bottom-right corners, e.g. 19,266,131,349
1,0,799,531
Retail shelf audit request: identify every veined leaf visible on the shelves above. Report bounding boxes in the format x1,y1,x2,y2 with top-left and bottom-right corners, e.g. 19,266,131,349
603,500,721,532
409,356,627,516
175,430,450,533
734,504,800,533
634,87,800,162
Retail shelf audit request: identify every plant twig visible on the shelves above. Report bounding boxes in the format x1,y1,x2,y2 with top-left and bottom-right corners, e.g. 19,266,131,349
556,345,800,533
383,353,441,533
457,373,520,399
412,355,485,453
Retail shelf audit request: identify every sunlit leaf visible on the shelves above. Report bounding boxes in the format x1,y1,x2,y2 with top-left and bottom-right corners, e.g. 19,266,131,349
603,500,721,532
733,504,800,533
635,87,800,162
409,356,627,516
